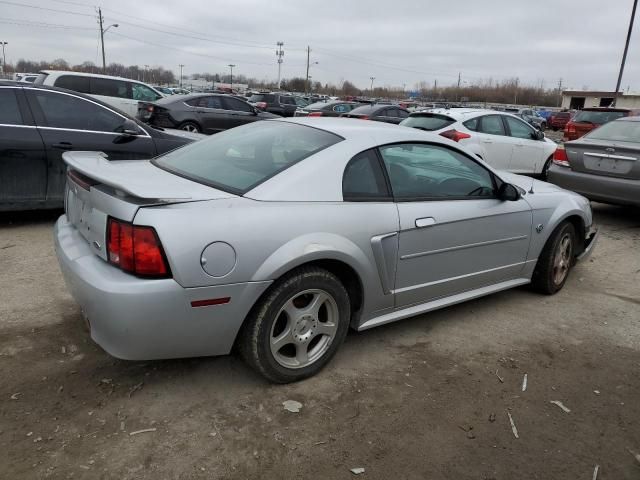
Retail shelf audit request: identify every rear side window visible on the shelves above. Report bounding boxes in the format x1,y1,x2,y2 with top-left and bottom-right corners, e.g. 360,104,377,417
573,110,627,124
400,114,455,131
91,77,130,99
132,84,161,101
397,109,409,119
463,117,479,131
154,121,342,194
479,115,506,136
249,94,275,103
333,104,350,113
343,149,390,201
223,97,253,112
0,89,23,125
54,75,90,94
187,96,223,109
504,116,535,139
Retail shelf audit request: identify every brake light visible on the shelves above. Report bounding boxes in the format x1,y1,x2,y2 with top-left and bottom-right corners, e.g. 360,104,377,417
439,129,471,142
67,169,99,191
146,105,154,113
255,102,267,109
552,147,570,167
308,111,323,117
358,115,369,120
107,217,170,278
565,123,576,134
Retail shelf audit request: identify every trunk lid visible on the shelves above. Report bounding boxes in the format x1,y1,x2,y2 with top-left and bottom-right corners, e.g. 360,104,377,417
564,139,640,180
62,151,233,261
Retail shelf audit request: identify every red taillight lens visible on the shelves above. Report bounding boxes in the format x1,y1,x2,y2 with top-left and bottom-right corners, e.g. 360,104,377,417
552,147,570,167
146,105,154,112
439,129,471,142
565,123,576,133
256,102,267,109
107,217,169,278
308,111,323,117
359,115,369,120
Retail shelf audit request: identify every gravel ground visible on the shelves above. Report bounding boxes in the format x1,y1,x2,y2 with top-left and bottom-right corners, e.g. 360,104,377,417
1,203,639,479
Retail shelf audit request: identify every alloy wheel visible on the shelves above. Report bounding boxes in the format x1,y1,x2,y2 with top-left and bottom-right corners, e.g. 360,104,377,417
552,233,573,285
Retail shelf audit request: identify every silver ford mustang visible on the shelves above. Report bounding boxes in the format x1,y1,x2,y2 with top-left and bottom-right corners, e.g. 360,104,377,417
54,118,598,383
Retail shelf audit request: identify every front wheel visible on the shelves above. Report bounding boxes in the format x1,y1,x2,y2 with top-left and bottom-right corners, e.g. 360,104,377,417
531,222,576,295
179,121,201,133
238,267,350,383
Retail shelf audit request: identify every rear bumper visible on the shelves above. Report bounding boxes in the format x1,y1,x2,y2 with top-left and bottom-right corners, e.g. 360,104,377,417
547,165,640,207
54,215,271,360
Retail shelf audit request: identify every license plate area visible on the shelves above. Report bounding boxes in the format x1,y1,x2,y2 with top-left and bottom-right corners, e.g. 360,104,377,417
584,156,633,175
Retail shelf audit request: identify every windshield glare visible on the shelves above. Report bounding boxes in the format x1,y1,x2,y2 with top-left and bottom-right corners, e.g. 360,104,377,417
586,120,640,143
573,110,626,124
153,122,342,194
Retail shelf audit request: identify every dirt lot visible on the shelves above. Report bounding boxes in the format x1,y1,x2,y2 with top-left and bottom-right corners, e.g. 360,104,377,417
1,203,639,480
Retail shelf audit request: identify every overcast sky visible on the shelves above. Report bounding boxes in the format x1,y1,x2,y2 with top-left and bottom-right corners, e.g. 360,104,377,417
1,0,639,91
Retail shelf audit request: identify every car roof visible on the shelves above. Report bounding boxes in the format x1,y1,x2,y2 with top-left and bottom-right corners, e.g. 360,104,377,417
412,108,493,119
38,70,152,86
615,115,640,122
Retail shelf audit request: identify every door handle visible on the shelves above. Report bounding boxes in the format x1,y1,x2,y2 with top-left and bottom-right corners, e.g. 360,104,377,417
514,144,524,148
481,139,493,144
415,217,436,228
52,142,73,150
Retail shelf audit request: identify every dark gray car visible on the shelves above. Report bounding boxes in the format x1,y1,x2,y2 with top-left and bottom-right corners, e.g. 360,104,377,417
294,100,358,117
548,116,640,207
137,93,278,134
341,104,410,124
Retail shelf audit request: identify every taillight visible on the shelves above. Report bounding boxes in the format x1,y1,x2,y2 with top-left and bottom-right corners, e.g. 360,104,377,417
146,105,154,113
565,123,576,133
358,115,369,120
308,111,323,117
552,147,570,167
67,169,99,191
256,102,267,109
439,129,471,142
107,217,170,278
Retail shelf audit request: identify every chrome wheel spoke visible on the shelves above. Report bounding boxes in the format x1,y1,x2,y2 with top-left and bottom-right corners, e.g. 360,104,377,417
315,321,338,338
300,291,328,319
295,344,309,365
271,328,294,352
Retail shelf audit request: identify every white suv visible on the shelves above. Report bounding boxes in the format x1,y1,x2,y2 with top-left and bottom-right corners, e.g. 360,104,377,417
34,71,164,117
400,108,557,177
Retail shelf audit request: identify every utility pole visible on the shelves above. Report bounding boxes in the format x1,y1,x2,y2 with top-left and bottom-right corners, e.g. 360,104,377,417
613,0,638,106
305,46,310,94
514,77,519,104
370,76,375,95
457,72,461,102
0,42,7,73
276,41,284,90
228,64,235,91
97,8,118,71
179,64,184,88
557,78,563,107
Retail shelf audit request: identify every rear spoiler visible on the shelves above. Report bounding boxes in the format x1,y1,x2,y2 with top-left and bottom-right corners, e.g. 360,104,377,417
62,151,230,202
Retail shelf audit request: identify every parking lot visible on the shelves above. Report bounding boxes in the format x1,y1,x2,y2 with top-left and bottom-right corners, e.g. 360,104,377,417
1,202,638,479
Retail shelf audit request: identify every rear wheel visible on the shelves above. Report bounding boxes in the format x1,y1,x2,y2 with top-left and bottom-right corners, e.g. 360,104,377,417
541,156,553,180
179,121,201,133
238,267,350,383
531,222,576,294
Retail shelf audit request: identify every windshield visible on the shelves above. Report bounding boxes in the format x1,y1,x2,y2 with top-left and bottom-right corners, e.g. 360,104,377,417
573,110,626,124
586,120,640,143
153,121,342,194
400,114,455,131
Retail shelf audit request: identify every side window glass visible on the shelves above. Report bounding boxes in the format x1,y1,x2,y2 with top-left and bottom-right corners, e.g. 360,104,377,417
479,115,506,136
33,91,124,132
91,78,130,99
379,143,495,199
398,109,409,118
333,104,348,113
132,84,161,101
342,149,390,201
223,97,253,112
204,96,223,109
0,89,24,125
463,117,479,131
505,116,535,139
54,75,90,94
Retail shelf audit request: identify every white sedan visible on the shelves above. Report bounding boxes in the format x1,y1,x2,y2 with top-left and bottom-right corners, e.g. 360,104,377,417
400,108,557,177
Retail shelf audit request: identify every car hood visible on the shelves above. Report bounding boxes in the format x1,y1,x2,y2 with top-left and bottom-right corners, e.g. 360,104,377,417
498,171,564,194
158,128,206,141
62,151,233,201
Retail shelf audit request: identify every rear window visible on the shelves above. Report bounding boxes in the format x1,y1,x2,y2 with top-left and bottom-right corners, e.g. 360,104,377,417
249,94,275,103
555,112,571,118
573,110,627,124
400,113,455,131
153,122,342,194
345,105,376,116
585,120,640,143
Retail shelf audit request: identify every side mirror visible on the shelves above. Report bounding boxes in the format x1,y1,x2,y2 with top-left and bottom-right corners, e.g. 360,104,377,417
119,119,142,136
531,130,544,140
498,182,521,201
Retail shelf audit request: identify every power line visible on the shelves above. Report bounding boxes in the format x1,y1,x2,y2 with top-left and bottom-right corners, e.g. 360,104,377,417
0,1,94,17
0,18,93,29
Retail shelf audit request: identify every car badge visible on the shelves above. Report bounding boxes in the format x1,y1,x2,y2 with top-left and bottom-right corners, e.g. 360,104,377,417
535,224,544,233
605,147,615,153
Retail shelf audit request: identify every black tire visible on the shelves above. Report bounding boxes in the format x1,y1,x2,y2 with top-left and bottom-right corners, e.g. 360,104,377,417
541,156,553,180
178,121,201,133
552,126,559,131
540,122,547,131
531,222,576,295
238,266,350,383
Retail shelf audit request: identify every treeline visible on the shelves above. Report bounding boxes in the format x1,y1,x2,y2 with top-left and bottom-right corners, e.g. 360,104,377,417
5,59,561,106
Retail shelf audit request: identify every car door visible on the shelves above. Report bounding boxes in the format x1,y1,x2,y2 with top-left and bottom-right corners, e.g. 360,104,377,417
193,96,227,134
471,114,513,170
222,97,258,128
503,115,546,173
0,87,48,208
26,89,157,203
378,143,532,308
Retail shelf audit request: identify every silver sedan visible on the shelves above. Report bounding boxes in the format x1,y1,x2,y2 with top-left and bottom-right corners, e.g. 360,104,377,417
54,118,598,383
